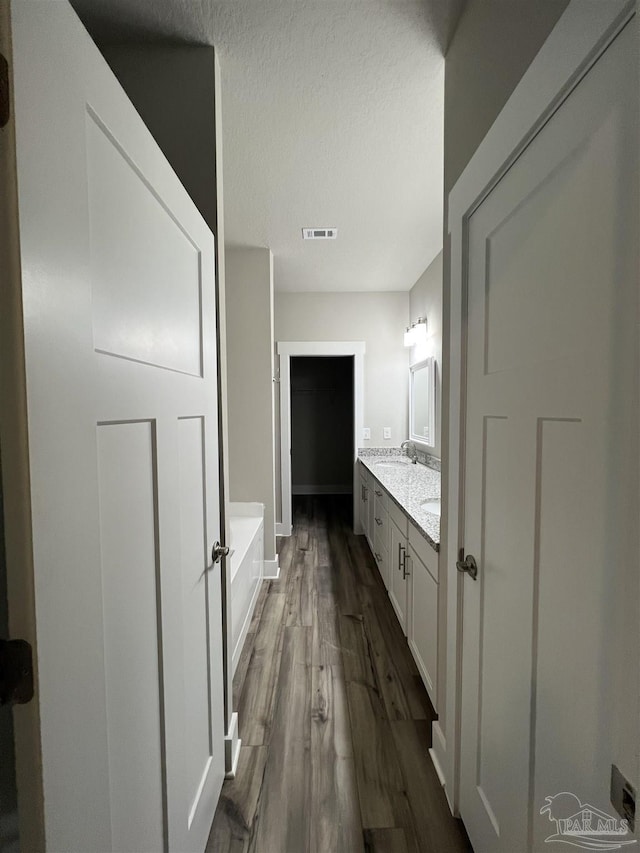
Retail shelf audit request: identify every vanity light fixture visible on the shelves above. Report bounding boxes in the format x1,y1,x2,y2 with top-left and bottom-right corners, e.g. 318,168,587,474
404,317,427,347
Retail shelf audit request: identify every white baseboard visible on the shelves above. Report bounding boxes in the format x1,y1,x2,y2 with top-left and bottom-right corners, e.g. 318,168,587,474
432,719,446,753
224,712,241,779
291,484,353,495
276,522,292,537
264,556,280,579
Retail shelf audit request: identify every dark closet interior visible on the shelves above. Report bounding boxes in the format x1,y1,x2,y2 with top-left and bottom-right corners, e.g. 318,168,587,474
290,356,354,496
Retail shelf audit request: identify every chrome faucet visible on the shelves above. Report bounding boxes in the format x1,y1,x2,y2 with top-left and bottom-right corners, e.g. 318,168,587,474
401,439,418,464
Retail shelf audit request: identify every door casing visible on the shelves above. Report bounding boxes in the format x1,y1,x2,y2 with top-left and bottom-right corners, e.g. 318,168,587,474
277,341,365,536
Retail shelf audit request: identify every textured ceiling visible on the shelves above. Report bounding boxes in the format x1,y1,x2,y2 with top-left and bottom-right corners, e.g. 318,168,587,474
71,0,465,292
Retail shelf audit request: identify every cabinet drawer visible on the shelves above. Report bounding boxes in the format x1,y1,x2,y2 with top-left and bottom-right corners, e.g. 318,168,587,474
409,521,438,582
388,495,408,536
372,534,389,590
373,495,389,550
371,481,388,513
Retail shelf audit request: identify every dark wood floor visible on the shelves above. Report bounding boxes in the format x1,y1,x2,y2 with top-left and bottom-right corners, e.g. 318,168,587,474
208,496,471,853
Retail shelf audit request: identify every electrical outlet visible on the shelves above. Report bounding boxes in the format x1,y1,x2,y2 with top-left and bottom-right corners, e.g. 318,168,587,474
611,765,636,832
383,427,391,439
363,427,371,440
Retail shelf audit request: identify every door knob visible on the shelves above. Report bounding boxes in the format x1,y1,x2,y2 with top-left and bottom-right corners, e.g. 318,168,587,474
211,541,230,564
456,553,478,580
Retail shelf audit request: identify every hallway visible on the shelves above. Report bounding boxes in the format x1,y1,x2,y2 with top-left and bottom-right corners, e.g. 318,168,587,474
208,496,471,852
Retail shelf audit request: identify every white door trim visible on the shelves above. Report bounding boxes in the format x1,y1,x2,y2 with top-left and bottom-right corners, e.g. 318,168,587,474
443,0,635,816
277,341,365,535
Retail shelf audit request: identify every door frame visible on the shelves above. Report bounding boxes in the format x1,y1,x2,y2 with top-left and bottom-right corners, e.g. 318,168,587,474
441,0,637,816
277,341,365,536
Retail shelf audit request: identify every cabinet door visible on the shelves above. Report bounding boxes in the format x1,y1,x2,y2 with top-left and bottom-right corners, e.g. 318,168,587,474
366,480,376,547
358,474,368,538
372,540,389,590
389,519,408,634
408,547,438,708
372,492,389,554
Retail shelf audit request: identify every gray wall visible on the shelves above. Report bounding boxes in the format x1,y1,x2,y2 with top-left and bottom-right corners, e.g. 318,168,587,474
275,290,409,523
409,251,443,459
226,248,277,561
444,0,571,197
436,0,571,735
102,45,218,228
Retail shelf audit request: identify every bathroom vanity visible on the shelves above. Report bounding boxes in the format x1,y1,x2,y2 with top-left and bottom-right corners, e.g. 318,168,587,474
357,451,440,709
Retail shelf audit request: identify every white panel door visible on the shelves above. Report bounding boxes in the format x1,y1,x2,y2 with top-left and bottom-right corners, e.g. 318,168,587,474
1,2,225,850
459,20,638,853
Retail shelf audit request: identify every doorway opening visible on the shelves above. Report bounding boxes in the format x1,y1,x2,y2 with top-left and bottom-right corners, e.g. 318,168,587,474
277,341,365,537
290,356,354,516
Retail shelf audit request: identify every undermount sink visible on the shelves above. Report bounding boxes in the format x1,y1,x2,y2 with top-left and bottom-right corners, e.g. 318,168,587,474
374,459,412,470
421,500,441,517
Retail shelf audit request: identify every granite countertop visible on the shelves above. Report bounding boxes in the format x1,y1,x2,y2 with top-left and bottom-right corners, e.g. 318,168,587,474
358,450,441,551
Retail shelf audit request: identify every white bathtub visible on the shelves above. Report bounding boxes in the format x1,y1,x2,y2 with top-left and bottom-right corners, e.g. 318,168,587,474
228,502,264,675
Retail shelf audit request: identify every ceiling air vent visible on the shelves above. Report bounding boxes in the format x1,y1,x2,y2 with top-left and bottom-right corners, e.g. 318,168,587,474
302,227,338,240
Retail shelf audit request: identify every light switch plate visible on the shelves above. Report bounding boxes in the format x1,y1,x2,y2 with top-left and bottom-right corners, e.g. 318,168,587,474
383,427,391,439
363,428,371,440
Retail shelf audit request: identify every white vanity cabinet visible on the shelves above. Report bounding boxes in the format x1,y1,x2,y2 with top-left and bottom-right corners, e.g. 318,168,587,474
357,459,440,711
407,522,438,707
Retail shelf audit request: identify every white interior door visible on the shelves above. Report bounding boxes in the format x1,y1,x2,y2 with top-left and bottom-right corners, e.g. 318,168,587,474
0,2,224,850
459,18,638,853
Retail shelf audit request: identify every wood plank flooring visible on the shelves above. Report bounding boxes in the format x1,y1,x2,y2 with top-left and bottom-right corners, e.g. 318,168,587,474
208,496,471,853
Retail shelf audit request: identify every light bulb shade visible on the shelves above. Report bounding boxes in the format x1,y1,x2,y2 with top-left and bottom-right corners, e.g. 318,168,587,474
404,318,427,347
412,320,428,345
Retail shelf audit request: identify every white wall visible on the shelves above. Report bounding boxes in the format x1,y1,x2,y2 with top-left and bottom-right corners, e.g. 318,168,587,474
275,291,409,521
226,248,277,562
409,251,442,458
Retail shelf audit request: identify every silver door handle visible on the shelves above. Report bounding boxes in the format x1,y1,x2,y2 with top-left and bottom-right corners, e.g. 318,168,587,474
211,541,230,564
398,542,406,571
456,553,478,580
403,554,411,579
375,490,382,497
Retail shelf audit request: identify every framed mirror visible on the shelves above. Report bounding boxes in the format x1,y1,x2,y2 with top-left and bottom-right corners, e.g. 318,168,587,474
409,357,435,448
